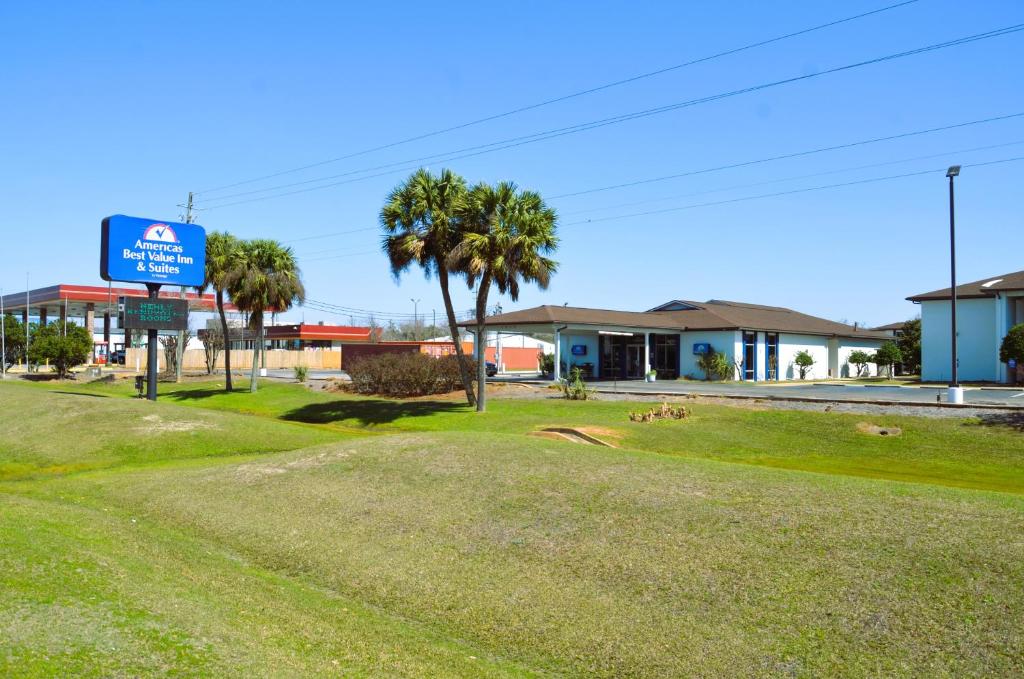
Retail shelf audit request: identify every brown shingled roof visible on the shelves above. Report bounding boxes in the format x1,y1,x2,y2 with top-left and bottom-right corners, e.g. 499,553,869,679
462,299,888,340
907,270,1024,301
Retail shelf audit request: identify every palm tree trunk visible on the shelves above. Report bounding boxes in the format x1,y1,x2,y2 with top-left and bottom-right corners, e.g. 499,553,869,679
474,273,491,413
438,267,475,407
249,314,261,393
217,289,233,392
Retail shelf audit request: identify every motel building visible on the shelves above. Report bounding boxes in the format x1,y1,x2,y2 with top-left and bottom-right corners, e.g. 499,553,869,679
908,269,1024,384
469,298,889,382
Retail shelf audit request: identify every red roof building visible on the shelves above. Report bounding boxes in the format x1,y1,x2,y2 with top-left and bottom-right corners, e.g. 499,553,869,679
265,323,382,348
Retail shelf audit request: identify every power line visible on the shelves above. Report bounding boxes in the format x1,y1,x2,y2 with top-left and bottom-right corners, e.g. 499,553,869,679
559,138,1024,216
559,155,1024,227
302,297,475,320
294,148,1024,260
293,142,1024,260
297,243,379,257
193,0,922,197
302,249,380,263
192,23,1024,212
284,226,378,245
277,110,1024,246
550,111,1024,200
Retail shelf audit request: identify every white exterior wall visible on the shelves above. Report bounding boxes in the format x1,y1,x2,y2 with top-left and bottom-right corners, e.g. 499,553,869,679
778,333,829,380
920,298,998,382
837,338,886,377
678,330,738,380
755,332,767,381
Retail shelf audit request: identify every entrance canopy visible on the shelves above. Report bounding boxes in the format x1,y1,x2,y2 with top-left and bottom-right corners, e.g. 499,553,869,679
1,284,232,321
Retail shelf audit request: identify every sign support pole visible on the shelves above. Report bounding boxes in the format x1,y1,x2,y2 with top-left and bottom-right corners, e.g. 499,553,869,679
146,283,161,401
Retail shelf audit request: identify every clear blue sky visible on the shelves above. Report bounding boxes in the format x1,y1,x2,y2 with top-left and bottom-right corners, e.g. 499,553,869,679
2,1,1022,327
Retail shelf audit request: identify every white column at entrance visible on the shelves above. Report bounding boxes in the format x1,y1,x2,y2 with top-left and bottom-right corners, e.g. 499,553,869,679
644,332,651,377
553,327,561,381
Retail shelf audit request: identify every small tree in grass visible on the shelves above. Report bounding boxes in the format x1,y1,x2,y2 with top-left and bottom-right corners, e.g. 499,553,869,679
873,341,902,379
848,350,871,378
999,323,1024,383
897,318,921,374
794,350,815,380
202,326,224,375
2,313,26,368
27,322,91,378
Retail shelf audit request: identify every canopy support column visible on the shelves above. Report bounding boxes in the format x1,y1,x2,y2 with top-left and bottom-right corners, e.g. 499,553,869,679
553,326,561,382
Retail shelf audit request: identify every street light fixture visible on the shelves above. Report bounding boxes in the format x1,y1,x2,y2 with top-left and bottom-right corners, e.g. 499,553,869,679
946,165,963,404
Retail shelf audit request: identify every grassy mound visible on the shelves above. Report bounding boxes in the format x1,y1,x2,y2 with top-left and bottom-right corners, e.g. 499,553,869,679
3,380,1023,676
0,382,343,481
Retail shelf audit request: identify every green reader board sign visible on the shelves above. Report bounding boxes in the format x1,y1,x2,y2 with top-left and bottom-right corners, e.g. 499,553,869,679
121,297,190,331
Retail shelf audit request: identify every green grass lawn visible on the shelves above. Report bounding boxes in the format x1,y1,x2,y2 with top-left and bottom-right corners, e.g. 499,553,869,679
42,378,1024,494
2,379,1023,676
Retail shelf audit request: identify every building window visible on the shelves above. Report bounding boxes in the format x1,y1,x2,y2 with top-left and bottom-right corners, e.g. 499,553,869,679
742,331,757,381
765,333,779,380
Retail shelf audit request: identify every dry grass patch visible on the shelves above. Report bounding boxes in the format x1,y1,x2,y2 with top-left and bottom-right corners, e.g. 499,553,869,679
75,431,1024,678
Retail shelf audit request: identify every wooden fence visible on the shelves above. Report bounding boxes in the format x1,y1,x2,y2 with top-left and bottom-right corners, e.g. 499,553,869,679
125,348,342,372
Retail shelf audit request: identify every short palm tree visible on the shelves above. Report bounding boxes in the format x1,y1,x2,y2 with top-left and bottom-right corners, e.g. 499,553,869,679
381,168,476,406
452,181,558,412
227,239,305,393
197,231,240,391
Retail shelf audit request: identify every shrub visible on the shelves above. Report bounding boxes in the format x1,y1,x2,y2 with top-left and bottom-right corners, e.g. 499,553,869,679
293,365,309,382
560,366,594,400
347,352,475,397
538,351,554,376
1000,323,1024,365
794,350,815,380
696,349,731,381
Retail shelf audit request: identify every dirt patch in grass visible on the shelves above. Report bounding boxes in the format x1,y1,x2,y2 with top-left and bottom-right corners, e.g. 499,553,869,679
232,448,354,483
856,422,903,437
137,414,217,433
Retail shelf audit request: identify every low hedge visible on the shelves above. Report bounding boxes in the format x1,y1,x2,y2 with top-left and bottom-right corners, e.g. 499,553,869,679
347,352,475,397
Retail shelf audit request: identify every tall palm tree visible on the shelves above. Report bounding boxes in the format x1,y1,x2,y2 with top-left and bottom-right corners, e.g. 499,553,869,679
452,181,558,412
227,239,305,393
197,231,240,391
380,168,477,406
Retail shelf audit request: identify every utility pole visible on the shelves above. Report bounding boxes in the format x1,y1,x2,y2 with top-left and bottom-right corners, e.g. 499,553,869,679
25,273,29,372
1,287,6,379
175,191,194,383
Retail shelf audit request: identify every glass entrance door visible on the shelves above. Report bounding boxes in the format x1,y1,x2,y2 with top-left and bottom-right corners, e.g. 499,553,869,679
626,344,644,378
742,331,757,381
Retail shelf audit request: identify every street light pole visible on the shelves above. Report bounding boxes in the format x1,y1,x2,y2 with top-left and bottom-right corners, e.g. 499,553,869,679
946,165,963,404
410,298,421,340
